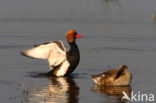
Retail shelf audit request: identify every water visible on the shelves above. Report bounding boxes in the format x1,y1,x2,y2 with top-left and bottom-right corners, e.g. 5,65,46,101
0,0,156,103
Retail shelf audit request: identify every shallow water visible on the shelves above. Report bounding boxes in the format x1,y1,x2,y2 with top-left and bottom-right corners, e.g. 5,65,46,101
0,0,156,103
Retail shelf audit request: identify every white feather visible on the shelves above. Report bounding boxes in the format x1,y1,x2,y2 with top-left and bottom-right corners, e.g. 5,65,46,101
102,74,105,77
23,44,53,59
56,60,70,76
58,40,67,51
22,41,67,70
93,79,98,84
48,43,66,68
93,77,101,84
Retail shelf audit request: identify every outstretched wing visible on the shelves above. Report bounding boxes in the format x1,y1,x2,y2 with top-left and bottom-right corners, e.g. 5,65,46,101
21,40,67,68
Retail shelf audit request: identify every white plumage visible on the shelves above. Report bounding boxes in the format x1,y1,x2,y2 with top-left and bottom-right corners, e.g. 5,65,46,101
56,60,70,76
21,40,67,71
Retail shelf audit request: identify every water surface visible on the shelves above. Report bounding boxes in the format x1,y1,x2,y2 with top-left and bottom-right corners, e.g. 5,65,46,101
0,0,156,103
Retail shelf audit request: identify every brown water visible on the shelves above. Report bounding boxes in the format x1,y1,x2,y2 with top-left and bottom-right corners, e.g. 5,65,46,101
0,0,156,103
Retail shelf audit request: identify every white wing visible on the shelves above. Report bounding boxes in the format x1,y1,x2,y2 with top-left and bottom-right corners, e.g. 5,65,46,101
21,40,67,68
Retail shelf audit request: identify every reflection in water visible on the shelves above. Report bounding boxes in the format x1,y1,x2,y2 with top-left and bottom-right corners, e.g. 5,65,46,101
23,77,79,103
92,85,131,103
152,13,156,21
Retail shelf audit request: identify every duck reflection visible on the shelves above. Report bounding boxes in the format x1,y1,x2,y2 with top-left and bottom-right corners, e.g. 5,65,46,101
27,77,79,103
49,77,79,103
152,13,156,21
92,85,131,103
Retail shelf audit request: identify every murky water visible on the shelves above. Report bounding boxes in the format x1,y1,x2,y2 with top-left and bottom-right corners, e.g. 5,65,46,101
0,0,156,103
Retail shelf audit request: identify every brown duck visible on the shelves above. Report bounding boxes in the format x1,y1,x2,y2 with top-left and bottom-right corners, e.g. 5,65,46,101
92,65,132,86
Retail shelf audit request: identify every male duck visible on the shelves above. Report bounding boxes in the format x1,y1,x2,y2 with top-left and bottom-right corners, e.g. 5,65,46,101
21,30,83,77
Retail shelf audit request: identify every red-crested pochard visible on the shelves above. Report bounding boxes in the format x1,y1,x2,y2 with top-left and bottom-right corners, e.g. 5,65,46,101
21,30,83,77
92,65,132,86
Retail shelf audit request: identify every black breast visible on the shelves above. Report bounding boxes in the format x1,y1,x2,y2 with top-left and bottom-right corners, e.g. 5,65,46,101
65,43,80,76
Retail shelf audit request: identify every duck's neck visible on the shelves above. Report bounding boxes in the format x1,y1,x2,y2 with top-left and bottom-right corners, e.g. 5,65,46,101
65,41,80,76
67,42,80,64
68,42,79,55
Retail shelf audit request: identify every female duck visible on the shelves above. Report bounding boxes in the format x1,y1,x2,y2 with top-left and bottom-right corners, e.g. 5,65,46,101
92,65,132,86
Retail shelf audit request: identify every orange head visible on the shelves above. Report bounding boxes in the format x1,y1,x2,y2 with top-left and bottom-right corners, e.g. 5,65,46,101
66,30,83,43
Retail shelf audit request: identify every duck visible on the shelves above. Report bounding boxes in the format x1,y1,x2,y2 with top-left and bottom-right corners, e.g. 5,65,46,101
92,65,132,86
21,30,83,77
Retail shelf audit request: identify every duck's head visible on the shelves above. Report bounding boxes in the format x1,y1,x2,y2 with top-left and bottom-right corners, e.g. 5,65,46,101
66,30,83,43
